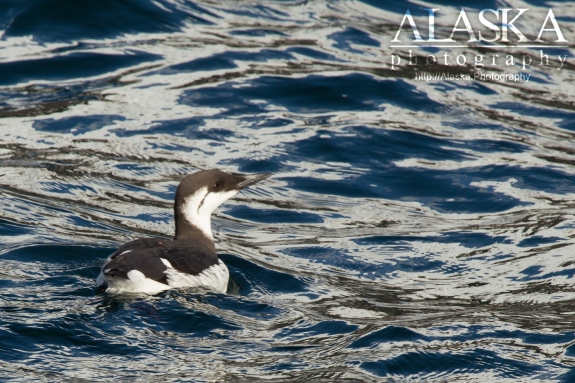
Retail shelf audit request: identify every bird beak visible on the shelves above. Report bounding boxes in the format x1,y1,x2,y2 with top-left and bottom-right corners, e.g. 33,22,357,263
235,173,272,190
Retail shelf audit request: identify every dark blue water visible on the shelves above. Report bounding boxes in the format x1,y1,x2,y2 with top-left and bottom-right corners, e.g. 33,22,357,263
1,1,575,381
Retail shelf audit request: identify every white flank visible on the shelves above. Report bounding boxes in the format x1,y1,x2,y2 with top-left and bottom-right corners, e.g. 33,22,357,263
180,187,238,238
104,270,171,295
99,259,230,295
164,260,229,293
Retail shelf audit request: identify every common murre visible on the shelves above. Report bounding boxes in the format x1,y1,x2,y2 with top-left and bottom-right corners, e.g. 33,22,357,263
96,169,271,295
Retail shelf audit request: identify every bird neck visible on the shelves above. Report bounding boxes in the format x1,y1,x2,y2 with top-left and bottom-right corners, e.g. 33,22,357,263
174,216,216,252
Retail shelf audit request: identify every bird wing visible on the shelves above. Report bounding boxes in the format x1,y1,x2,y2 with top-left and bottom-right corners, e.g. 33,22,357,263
103,247,169,284
102,239,219,285
157,244,219,276
109,238,166,258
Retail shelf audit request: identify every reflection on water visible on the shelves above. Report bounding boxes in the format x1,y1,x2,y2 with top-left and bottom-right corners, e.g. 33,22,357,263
1,0,575,381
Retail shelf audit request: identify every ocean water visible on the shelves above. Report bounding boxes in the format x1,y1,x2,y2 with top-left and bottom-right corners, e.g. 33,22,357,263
1,0,575,381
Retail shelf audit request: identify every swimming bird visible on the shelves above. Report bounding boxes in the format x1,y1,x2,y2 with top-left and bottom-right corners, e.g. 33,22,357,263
97,169,271,295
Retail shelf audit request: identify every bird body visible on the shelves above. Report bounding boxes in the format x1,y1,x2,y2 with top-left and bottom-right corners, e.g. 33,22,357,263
97,169,270,295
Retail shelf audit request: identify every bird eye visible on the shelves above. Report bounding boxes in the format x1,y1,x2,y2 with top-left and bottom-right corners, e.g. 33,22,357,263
214,181,222,188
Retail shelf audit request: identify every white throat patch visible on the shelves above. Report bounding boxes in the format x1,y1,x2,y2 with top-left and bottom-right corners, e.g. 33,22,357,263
180,187,239,238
